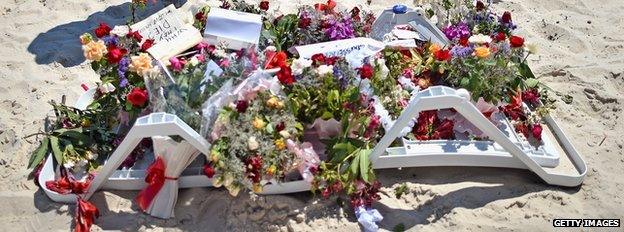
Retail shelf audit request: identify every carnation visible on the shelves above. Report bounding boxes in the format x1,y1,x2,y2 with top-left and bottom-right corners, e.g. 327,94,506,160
82,40,107,61
129,53,153,76
291,58,312,75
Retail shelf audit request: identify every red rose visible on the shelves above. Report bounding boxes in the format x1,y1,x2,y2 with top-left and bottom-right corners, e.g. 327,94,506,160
459,37,469,46
259,0,269,11
476,1,485,11
203,163,215,178
106,45,127,64
502,11,512,24
495,32,506,42
311,53,326,66
325,56,338,65
358,63,374,79
326,0,336,10
522,88,540,105
531,124,543,141
94,23,112,38
235,100,249,113
140,39,154,52
277,65,295,85
265,51,288,69
275,122,285,132
195,11,205,21
509,35,524,47
126,87,148,107
298,17,312,28
127,30,142,41
434,49,452,61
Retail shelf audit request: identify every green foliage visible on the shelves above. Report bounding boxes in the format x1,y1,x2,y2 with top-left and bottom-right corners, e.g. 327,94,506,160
394,183,409,199
262,14,299,51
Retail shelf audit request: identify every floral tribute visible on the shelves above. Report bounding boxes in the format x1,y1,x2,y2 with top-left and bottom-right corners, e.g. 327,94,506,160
26,0,557,231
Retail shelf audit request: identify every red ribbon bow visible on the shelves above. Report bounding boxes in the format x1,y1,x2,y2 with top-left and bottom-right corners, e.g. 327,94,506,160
135,157,177,211
45,172,99,232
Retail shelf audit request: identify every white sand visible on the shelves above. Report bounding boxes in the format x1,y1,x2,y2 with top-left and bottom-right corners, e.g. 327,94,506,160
1,0,623,231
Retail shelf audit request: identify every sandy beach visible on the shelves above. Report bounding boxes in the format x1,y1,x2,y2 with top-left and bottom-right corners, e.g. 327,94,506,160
0,0,623,231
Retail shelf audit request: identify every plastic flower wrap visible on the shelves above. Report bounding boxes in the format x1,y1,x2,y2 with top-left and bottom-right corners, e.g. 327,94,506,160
207,73,308,196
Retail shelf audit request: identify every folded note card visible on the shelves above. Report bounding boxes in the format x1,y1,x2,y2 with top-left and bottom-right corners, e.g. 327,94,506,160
203,8,262,50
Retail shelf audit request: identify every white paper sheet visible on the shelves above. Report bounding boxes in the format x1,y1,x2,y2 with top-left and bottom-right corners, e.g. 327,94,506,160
203,8,262,50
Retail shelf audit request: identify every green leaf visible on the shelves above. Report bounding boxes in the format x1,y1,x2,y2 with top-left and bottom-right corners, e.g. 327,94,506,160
518,62,536,79
320,111,334,120
359,149,371,183
525,78,539,88
28,137,49,168
350,151,360,176
49,136,63,164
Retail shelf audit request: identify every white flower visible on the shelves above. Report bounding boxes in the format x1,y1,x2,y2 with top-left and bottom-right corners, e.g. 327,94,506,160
279,130,291,139
291,58,312,75
316,65,334,76
98,82,116,93
248,136,259,151
525,43,538,54
63,160,75,169
376,58,389,79
189,56,200,66
468,34,492,44
110,26,129,37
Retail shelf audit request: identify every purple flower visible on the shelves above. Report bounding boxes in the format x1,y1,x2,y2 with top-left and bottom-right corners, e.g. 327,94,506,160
102,35,118,46
325,16,355,41
450,46,474,58
443,22,471,41
118,57,130,87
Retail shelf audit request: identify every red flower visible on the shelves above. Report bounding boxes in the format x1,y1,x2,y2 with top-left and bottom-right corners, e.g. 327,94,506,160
126,87,148,107
495,32,506,42
321,187,332,198
358,63,374,79
522,88,540,105
476,1,485,11
509,35,524,48
298,17,312,28
203,163,215,178
277,65,295,85
314,0,336,12
459,37,469,46
140,39,154,52
265,51,288,69
195,11,205,21
311,53,326,66
106,45,127,64
325,56,338,65
531,124,543,141
275,121,285,132
259,0,269,11
351,7,361,21
94,23,111,38
514,123,530,139
434,49,452,61
127,30,143,41
502,11,512,24
235,100,249,113
412,110,455,140
501,93,526,121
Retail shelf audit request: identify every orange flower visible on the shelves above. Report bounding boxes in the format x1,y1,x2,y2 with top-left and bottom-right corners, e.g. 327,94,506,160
474,46,491,58
428,43,441,54
82,40,107,61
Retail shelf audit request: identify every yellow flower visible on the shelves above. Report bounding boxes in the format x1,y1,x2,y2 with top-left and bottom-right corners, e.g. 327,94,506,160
428,43,441,54
80,118,91,127
252,117,266,130
266,96,284,109
210,150,220,162
267,165,276,176
79,33,92,45
129,53,153,76
82,40,107,61
474,46,491,58
252,183,263,193
274,138,286,150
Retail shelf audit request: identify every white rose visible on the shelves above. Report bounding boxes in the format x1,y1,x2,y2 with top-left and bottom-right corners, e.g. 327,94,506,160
316,65,334,76
189,56,200,66
110,25,129,37
248,136,259,151
468,34,492,44
98,82,116,93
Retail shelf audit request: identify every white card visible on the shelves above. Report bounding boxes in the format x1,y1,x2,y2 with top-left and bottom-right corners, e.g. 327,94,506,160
200,60,223,92
131,4,202,61
203,8,262,50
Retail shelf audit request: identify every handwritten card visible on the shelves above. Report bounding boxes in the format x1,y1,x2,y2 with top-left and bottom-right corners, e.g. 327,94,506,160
203,8,262,50
131,4,202,61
